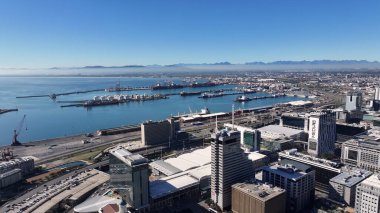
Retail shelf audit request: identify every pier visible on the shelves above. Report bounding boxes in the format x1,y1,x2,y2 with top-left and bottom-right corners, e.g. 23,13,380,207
16,89,104,99
0,108,18,114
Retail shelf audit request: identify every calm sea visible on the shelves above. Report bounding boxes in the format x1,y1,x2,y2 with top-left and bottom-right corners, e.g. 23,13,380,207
0,77,305,146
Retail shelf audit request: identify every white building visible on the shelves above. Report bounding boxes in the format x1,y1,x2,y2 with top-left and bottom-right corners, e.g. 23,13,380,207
355,174,380,213
307,111,336,157
257,125,303,140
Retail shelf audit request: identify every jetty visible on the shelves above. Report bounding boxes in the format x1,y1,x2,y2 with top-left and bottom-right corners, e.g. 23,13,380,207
16,89,104,99
0,108,18,114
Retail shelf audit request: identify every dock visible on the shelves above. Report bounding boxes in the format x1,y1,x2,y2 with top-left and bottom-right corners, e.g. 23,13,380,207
16,89,104,99
0,108,18,114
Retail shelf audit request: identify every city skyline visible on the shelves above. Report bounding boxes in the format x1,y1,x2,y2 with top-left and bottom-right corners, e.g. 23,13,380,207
0,0,379,69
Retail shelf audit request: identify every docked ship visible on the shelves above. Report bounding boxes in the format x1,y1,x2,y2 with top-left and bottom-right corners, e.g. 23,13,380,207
235,95,252,102
180,91,202,96
83,100,119,107
189,81,217,88
152,82,184,90
199,93,224,99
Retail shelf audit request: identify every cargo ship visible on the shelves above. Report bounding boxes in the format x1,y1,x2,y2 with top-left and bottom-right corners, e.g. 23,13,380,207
189,81,217,88
180,91,202,96
199,93,224,99
152,82,184,90
83,100,119,107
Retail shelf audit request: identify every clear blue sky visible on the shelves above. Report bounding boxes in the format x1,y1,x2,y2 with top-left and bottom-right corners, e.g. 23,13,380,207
0,0,379,68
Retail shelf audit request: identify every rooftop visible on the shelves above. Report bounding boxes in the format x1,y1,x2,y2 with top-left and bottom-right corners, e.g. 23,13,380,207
330,169,372,187
257,125,303,137
109,146,148,166
263,159,312,180
74,196,122,213
360,174,380,188
232,182,285,201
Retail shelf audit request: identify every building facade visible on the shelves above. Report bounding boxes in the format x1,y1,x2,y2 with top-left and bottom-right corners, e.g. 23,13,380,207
307,111,336,157
355,174,380,213
231,182,286,213
141,118,179,146
345,91,362,112
262,160,315,213
341,138,380,172
329,169,372,207
109,146,149,212
211,129,255,211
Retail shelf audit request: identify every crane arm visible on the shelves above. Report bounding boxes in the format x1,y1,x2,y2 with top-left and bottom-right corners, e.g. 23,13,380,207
16,114,26,135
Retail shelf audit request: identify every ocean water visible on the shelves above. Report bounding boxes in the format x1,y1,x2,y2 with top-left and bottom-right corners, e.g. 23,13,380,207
0,77,306,146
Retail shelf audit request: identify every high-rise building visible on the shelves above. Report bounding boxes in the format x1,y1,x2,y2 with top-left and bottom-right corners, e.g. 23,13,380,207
341,138,380,172
307,111,336,157
211,129,255,211
223,123,261,151
109,146,150,212
141,118,180,146
262,159,315,213
375,87,380,101
345,91,362,112
329,169,372,207
355,174,380,213
231,182,286,213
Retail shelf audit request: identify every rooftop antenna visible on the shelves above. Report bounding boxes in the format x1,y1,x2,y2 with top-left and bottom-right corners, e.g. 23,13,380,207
232,104,235,129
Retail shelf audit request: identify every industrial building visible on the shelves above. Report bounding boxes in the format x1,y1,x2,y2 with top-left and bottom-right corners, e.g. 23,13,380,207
211,129,255,211
329,169,372,207
109,146,150,212
307,111,336,157
341,138,380,172
355,174,380,213
141,118,180,146
0,156,34,189
231,182,286,213
262,159,315,213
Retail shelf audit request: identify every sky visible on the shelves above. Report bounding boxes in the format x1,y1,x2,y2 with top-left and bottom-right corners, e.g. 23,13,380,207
0,0,379,68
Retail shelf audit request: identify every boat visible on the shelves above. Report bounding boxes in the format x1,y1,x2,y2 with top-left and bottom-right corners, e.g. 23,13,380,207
180,91,202,96
152,82,184,90
83,100,119,107
235,95,252,102
199,93,224,99
189,81,217,88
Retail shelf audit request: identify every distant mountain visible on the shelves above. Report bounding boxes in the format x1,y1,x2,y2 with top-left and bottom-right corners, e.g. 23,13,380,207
81,65,145,69
245,60,379,65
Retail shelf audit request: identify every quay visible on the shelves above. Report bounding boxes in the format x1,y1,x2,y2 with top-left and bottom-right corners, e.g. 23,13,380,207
0,108,18,114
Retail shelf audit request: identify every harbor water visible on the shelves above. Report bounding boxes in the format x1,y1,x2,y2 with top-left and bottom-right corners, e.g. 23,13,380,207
0,76,306,146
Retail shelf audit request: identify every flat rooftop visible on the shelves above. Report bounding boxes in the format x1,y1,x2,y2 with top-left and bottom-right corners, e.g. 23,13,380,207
360,174,380,188
330,169,372,187
257,125,303,136
232,182,285,201
263,159,312,180
109,146,148,166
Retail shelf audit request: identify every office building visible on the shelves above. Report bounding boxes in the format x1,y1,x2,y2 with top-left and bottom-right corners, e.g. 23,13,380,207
307,111,336,157
224,123,261,151
211,129,255,211
280,113,307,130
109,146,149,212
341,138,380,172
329,169,372,206
231,182,286,213
355,174,380,213
345,91,362,112
141,118,180,146
262,159,315,213
375,87,380,101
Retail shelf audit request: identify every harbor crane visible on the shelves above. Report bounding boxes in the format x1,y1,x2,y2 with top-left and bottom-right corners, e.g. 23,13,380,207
12,114,27,146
